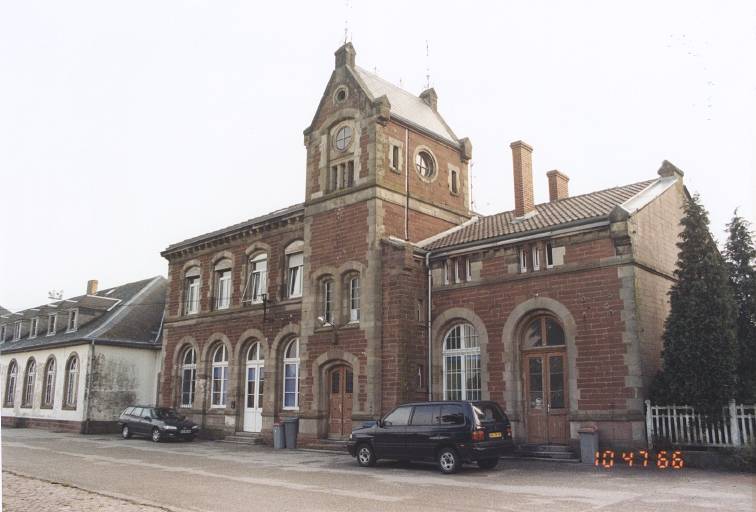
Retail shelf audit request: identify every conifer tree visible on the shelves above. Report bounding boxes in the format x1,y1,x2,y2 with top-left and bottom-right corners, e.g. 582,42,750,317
653,194,737,412
723,211,756,402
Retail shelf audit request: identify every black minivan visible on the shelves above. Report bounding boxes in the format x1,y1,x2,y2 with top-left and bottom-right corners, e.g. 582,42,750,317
346,401,513,474
118,406,200,442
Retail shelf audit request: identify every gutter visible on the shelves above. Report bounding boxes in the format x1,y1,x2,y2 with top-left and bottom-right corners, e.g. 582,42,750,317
426,251,432,400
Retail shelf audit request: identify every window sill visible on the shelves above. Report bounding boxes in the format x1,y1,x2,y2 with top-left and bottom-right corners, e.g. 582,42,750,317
210,405,226,409
62,405,77,411
282,407,299,412
40,404,53,410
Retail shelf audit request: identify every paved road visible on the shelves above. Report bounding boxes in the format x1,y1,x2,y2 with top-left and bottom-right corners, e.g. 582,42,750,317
1,429,753,512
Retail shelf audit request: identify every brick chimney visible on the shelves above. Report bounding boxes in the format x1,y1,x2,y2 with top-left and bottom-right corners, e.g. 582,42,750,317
335,42,356,68
86,279,98,295
547,170,569,202
510,140,534,217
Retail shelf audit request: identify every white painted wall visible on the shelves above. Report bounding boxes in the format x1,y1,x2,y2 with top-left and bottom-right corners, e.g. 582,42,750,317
0,344,90,423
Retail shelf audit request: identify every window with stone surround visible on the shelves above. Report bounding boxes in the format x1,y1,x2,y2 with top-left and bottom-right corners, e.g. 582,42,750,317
285,241,304,299
42,357,56,408
443,323,481,401
5,359,18,406
322,278,334,324
328,160,355,192
213,260,232,310
415,150,435,179
64,355,79,408
282,338,300,410
184,267,200,315
180,347,196,408
348,275,360,323
450,168,459,195
210,344,229,407
244,253,268,304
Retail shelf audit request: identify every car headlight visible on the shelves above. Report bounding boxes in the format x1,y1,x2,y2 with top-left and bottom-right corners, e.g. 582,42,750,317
192,425,200,430
164,425,177,430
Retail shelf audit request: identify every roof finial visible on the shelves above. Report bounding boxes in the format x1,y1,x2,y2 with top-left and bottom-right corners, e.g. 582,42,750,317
425,40,431,90
344,0,351,44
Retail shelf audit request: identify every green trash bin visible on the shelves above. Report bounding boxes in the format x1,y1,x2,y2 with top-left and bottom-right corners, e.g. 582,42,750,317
283,417,299,449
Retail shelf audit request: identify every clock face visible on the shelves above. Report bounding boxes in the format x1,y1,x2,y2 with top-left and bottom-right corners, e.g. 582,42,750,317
334,126,352,151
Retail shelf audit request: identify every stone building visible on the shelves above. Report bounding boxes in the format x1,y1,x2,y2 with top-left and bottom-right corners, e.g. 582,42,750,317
1,277,166,433
158,43,686,449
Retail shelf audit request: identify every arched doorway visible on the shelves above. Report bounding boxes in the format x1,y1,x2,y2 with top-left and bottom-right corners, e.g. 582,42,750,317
521,314,568,444
243,342,264,433
327,365,353,438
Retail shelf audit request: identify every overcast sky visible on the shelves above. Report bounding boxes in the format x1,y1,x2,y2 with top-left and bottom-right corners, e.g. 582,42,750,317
1,1,754,312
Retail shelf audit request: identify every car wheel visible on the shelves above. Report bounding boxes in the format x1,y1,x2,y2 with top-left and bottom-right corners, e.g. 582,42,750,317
356,444,376,467
121,425,131,439
151,428,161,443
477,458,499,470
437,447,460,474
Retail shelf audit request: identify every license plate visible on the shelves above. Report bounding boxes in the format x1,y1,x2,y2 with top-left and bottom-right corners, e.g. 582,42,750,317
180,429,191,434
489,432,502,438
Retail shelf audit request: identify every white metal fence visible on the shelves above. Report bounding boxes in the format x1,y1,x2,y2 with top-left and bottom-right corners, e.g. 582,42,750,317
645,400,756,449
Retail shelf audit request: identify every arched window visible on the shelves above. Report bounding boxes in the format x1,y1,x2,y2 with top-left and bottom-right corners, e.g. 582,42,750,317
247,342,264,362
180,347,197,408
64,355,79,408
245,253,268,304
22,359,36,407
184,266,201,315
443,323,481,400
42,357,56,408
522,316,565,349
282,338,299,409
4,360,18,406
214,259,233,310
210,344,229,407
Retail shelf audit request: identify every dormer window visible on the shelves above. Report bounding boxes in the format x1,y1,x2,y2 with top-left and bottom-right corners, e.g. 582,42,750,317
29,318,39,339
66,310,78,332
47,314,57,336
334,125,352,152
14,321,22,340
0,324,6,342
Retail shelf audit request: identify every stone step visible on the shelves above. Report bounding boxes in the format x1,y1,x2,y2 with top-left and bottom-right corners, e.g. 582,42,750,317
220,433,264,445
518,444,572,453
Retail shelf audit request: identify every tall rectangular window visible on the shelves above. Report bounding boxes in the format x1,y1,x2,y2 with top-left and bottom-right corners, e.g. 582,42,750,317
215,270,231,310
323,280,333,324
14,321,22,340
47,314,57,336
349,276,360,322
443,260,450,285
329,165,338,192
0,325,6,342
450,169,459,194
185,276,200,314
519,248,528,273
346,161,355,188
546,242,554,268
246,254,268,304
532,245,541,271
66,310,78,332
391,145,400,170
287,252,304,298
29,318,38,339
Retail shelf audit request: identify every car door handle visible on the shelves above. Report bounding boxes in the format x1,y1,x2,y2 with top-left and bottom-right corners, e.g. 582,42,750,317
430,435,450,441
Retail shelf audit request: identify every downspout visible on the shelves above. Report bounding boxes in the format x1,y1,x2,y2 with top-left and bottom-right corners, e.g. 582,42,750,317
154,308,166,406
426,251,432,400
83,339,95,434
404,127,409,241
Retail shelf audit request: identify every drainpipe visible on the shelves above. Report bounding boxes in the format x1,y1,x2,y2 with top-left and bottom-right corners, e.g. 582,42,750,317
426,251,432,400
83,339,95,434
404,127,409,241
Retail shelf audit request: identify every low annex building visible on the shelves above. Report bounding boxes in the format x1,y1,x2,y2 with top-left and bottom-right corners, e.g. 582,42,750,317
158,43,686,450
1,277,166,433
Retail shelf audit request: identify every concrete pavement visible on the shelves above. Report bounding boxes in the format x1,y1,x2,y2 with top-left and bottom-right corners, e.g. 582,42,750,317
1,428,753,512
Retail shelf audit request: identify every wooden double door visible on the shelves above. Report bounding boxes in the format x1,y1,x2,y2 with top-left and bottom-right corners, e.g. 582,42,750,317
328,366,353,438
524,351,568,444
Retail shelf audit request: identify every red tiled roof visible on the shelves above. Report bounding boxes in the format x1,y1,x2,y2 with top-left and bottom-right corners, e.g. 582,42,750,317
422,180,655,250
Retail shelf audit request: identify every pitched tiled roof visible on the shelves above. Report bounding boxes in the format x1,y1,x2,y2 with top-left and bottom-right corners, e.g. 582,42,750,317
0,305,9,316
422,180,655,251
0,277,166,353
353,67,458,145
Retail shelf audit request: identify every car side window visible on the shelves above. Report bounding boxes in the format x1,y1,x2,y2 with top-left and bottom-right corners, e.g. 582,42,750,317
123,407,134,416
439,404,466,425
132,407,143,417
383,406,411,426
142,408,153,419
410,405,440,426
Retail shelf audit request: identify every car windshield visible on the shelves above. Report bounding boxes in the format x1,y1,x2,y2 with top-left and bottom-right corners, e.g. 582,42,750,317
152,408,182,420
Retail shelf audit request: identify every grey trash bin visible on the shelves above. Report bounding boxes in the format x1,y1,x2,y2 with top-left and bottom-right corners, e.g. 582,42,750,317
578,426,599,465
273,423,285,449
283,417,299,449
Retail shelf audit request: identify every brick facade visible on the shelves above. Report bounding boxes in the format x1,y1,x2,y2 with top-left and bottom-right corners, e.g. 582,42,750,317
158,43,685,450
